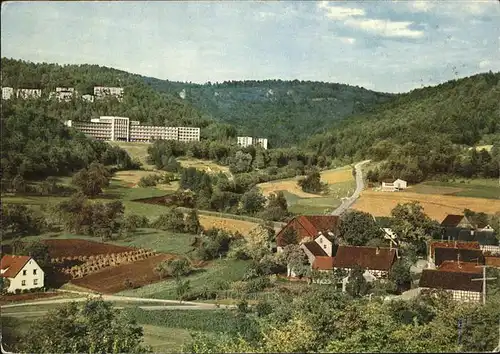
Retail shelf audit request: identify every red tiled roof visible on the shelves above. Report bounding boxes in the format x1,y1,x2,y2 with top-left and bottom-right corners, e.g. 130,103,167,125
0,255,31,278
313,256,334,270
437,261,482,274
302,241,328,257
419,269,482,292
440,214,469,227
276,215,339,247
430,241,480,255
332,246,396,271
486,256,500,267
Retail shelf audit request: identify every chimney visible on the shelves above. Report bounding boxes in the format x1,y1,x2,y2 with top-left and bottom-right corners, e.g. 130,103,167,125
376,247,380,255
457,253,461,268
454,240,457,248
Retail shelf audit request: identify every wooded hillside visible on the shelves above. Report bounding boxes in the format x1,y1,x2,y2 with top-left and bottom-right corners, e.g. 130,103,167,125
143,77,393,147
306,72,500,182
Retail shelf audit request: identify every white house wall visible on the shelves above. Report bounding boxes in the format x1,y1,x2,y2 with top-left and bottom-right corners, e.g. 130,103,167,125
6,259,44,293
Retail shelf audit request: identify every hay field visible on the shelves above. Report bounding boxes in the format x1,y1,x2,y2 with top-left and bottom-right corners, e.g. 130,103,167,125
258,167,354,198
108,141,155,170
198,215,258,236
353,190,500,221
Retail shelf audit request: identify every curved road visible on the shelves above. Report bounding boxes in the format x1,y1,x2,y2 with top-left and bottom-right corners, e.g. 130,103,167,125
331,160,370,216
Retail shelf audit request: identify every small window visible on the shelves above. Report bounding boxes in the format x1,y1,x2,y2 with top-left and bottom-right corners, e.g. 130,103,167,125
323,244,327,249
33,279,38,286
22,270,27,276
21,280,26,286
33,269,37,275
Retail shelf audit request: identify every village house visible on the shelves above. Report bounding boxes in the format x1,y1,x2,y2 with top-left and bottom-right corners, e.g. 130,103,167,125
419,261,483,303
427,241,484,268
276,215,340,253
0,255,44,293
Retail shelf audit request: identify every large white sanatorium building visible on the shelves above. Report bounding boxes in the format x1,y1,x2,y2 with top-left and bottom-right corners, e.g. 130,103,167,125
65,116,200,143
237,136,268,149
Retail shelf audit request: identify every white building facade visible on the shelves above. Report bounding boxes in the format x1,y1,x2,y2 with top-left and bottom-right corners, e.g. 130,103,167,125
237,136,268,149
94,86,124,101
2,87,14,100
1,256,45,293
66,116,200,143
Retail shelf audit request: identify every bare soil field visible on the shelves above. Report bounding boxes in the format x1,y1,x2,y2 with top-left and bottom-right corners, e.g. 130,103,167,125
353,190,500,221
71,254,174,294
0,292,61,306
42,239,135,258
258,168,353,198
198,215,258,236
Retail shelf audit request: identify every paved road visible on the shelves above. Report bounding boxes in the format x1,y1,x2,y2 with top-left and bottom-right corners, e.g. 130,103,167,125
331,160,371,216
1,290,236,311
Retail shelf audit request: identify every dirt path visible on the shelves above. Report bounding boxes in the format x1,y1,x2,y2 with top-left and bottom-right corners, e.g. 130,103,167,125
331,160,370,216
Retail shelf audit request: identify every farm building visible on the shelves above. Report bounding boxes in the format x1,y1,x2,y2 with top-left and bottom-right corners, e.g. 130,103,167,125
381,179,408,192
439,214,498,245
430,243,485,268
276,215,340,252
288,243,397,290
419,266,482,303
0,255,44,293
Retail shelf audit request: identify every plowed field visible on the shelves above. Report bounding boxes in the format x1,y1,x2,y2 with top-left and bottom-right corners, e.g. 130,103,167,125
71,254,174,294
42,239,134,258
353,190,500,221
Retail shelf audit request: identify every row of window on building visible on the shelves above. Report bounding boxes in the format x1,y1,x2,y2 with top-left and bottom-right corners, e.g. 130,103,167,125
237,136,268,150
1,86,124,102
65,116,201,143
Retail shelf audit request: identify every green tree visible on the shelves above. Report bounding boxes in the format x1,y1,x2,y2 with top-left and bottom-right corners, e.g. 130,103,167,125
298,170,324,194
184,209,202,234
388,260,412,293
346,265,371,298
240,187,266,215
339,210,382,246
71,162,111,197
20,298,150,353
280,227,298,246
176,279,191,302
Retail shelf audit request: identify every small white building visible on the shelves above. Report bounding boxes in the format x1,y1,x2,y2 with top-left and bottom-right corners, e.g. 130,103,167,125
237,136,268,150
2,87,14,100
82,94,95,102
1,255,44,293
17,88,42,99
381,179,408,192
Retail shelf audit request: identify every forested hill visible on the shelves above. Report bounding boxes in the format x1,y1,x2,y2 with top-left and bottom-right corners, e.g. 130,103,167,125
142,77,393,147
0,58,209,129
306,72,500,182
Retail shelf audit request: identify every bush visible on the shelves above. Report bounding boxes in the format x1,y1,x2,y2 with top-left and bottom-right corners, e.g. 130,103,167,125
245,276,271,293
15,289,21,295
138,174,161,187
255,300,273,317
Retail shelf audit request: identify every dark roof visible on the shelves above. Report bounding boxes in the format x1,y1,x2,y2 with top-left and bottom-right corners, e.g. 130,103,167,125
419,269,483,292
332,246,396,271
0,255,32,278
434,247,484,267
276,215,339,247
440,214,469,228
302,241,328,257
313,256,334,270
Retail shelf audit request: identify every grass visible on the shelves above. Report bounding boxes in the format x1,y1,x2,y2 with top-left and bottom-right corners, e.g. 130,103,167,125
124,308,242,334
141,325,193,353
117,259,251,299
410,179,499,200
177,157,231,176
108,141,156,170
283,179,355,215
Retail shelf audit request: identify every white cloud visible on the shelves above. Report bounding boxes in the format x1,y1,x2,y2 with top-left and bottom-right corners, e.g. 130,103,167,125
317,2,365,19
409,1,435,13
318,2,424,39
339,37,356,44
345,18,424,38
479,60,491,69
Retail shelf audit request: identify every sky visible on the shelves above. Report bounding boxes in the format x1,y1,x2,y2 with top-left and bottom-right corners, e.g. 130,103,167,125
1,0,499,93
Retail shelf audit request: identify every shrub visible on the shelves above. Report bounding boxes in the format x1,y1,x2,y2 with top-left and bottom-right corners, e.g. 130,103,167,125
138,174,161,187
15,289,21,295
255,300,273,317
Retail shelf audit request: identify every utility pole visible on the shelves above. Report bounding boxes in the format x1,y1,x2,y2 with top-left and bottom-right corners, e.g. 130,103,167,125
471,265,497,305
